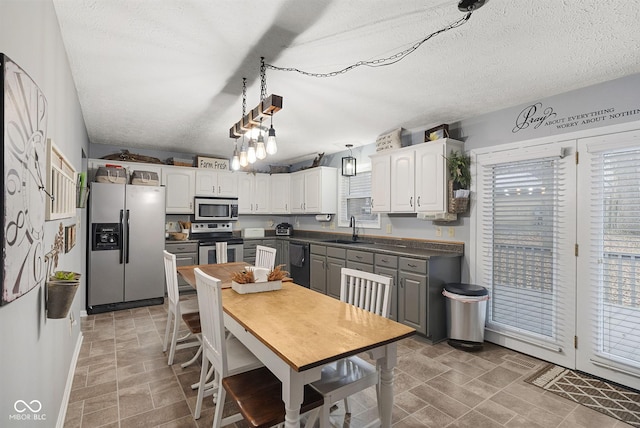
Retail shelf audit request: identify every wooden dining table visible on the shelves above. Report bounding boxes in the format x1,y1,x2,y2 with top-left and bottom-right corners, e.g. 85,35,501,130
177,262,415,428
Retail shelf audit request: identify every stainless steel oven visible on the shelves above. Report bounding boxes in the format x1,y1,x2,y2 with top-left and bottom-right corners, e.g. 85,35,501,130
191,221,244,265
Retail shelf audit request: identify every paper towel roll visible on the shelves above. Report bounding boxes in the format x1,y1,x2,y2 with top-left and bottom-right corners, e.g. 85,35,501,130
315,214,332,222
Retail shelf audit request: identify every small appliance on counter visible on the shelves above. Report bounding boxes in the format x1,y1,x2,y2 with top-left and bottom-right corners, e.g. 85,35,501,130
276,222,293,236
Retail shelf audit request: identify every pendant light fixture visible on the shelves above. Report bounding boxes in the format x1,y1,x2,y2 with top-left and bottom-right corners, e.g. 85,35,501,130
266,114,277,155
231,140,240,170
229,58,282,161
342,144,356,177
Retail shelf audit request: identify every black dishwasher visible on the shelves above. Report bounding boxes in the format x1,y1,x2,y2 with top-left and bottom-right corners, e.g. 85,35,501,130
289,242,310,288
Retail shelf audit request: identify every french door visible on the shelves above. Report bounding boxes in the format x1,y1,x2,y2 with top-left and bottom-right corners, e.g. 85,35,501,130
576,129,640,389
474,128,640,390
475,140,577,368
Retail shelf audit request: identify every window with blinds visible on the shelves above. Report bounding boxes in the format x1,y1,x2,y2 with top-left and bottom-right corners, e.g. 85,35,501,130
591,147,640,364
487,158,559,337
338,171,380,228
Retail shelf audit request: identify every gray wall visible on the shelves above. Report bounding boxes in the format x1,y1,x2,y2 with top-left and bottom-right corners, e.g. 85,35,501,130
90,74,640,269
0,1,90,426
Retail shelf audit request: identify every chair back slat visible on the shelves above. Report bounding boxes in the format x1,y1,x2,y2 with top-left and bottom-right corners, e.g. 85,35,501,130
340,268,392,318
194,268,228,376
163,250,179,306
255,245,277,270
215,242,228,264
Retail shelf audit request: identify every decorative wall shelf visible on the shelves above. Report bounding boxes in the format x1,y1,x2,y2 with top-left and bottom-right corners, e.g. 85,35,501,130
45,138,76,220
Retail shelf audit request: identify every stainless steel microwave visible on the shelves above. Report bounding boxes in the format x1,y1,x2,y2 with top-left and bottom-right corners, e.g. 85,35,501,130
194,197,239,221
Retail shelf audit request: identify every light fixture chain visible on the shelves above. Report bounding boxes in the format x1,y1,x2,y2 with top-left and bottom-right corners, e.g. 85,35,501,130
242,77,247,117
260,57,267,101
266,12,472,78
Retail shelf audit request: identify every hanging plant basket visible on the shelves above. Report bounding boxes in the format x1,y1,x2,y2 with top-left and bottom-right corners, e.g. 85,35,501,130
46,272,80,319
448,180,469,214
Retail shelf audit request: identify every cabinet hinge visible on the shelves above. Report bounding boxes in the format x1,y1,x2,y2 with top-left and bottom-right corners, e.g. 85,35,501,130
574,336,578,349
575,244,579,257
575,151,579,164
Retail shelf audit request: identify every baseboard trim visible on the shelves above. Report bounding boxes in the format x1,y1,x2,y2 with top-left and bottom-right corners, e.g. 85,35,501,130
56,332,84,428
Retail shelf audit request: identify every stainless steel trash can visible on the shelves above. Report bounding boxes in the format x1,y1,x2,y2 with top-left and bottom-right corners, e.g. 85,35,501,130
443,283,489,351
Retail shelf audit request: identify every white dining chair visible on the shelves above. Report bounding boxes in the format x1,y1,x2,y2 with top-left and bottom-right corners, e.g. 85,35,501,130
215,242,227,263
193,268,264,422
254,245,277,270
308,268,392,428
162,250,201,366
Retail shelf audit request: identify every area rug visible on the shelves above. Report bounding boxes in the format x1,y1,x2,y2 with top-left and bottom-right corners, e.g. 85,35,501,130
525,364,640,427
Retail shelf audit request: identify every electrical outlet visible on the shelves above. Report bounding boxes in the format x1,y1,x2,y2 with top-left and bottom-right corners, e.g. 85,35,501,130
330,221,336,229
435,226,442,237
386,224,392,234
321,222,326,229
448,227,455,237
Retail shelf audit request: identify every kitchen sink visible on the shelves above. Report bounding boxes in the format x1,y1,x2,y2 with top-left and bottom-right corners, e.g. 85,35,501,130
322,239,371,245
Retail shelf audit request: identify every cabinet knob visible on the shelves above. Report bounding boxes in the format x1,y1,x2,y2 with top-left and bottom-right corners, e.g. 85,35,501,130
408,263,417,268
410,197,413,207
417,196,421,207
218,185,221,194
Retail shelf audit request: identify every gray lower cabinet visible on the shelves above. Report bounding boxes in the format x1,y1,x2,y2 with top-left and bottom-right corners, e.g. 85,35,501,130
397,256,460,342
311,245,346,298
243,239,258,265
326,247,346,299
374,254,398,321
164,241,198,291
276,240,289,272
310,245,327,294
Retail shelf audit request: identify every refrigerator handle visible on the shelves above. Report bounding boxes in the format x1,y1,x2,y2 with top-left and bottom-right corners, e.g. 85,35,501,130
125,209,131,264
119,210,125,264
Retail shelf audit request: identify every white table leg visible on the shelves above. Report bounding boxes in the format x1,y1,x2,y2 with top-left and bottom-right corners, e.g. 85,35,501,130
377,344,397,428
282,373,304,428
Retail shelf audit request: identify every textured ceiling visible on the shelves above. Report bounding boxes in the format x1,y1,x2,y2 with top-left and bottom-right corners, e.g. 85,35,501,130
53,0,640,165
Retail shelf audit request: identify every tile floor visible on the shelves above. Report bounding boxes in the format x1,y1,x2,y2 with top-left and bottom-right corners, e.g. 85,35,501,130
64,297,632,428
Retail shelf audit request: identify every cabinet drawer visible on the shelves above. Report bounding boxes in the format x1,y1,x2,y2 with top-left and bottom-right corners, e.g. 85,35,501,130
243,240,259,251
326,247,346,259
375,254,398,268
399,257,427,274
262,239,277,248
346,249,373,264
311,244,327,256
346,261,374,273
174,253,197,266
165,242,198,253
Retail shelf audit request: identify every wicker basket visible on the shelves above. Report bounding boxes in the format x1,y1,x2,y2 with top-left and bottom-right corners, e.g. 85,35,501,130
448,180,469,214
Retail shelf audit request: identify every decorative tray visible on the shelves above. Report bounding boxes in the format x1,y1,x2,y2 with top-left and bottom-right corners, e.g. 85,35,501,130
231,280,282,294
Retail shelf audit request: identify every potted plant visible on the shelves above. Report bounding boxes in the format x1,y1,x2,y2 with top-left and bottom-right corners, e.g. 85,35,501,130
445,151,471,213
44,223,81,319
47,270,81,319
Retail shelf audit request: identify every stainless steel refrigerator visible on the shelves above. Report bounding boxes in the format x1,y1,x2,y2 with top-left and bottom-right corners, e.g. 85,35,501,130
88,182,166,314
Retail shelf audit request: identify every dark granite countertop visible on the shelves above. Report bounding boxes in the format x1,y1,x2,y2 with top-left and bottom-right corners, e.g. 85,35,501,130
241,232,463,260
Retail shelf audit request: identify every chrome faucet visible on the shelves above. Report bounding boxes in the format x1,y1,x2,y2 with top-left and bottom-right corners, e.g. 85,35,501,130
349,216,358,242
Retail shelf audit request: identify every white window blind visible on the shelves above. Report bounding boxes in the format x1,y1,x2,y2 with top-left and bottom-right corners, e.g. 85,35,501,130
338,171,380,229
478,147,573,355
590,147,640,364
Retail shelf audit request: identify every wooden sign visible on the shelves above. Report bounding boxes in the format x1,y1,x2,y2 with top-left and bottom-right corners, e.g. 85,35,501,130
197,156,229,170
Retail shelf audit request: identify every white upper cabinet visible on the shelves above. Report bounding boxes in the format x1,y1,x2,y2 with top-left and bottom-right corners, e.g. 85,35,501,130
238,173,271,214
162,167,195,214
370,154,391,212
289,167,337,214
270,174,291,214
195,170,238,197
370,139,464,214
390,150,415,212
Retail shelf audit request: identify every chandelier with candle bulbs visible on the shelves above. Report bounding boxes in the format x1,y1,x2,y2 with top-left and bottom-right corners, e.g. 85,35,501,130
230,58,280,170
